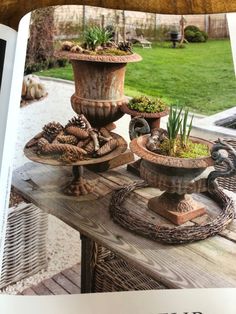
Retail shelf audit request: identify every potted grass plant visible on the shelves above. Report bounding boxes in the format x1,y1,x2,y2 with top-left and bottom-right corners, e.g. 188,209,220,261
56,26,142,128
130,106,214,225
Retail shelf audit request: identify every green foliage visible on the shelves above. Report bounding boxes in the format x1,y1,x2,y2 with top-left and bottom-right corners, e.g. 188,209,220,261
167,106,182,141
128,96,167,113
192,31,205,43
184,30,195,42
83,26,113,50
184,25,208,43
166,106,195,156
185,25,200,33
160,106,208,158
159,138,209,158
180,108,194,147
201,31,208,41
25,58,68,75
178,141,209,158
167,106,182,155
57,58,68,67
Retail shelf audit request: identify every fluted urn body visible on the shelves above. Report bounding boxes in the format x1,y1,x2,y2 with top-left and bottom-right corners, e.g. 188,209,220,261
57,52,142,127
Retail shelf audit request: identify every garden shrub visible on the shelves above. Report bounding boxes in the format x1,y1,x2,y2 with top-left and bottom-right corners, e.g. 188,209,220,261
184,25,200,33
184,25,208,43
184,30,195,42
201,31,208,41
192,31,205,42
57,58,68,68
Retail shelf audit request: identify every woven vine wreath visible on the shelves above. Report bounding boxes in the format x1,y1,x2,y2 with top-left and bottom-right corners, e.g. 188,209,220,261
110,139,236,244
109,181,235,244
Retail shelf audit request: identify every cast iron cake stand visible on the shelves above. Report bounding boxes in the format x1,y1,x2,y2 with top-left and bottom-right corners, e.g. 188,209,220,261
24,133,127,196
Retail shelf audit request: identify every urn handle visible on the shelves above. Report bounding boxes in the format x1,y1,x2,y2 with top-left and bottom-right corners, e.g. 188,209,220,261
208,138,236,191
129,117,150,140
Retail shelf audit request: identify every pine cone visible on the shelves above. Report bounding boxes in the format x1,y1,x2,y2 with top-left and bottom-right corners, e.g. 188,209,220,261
61,41,74,51
77,138,91,148
66,126,89,140
66,115,86,129
38,138,87,156
84,141,95,154
118,41,133,53
43,122,63,143
59,151,81,163
96,139,118,157
57,134,78,145
99,127,112,139
70,45,83,53
38,138,49,151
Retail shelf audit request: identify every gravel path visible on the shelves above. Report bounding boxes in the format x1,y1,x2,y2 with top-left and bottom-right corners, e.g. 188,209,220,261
13,78,131,169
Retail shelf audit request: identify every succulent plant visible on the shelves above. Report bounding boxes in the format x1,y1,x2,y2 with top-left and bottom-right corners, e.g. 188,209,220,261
83,26,113,50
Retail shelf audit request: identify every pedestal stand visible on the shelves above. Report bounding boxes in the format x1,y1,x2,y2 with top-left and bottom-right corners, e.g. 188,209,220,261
63,165,94,196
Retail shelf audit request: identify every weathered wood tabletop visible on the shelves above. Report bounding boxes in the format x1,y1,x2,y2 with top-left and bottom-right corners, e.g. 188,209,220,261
12,162,236,289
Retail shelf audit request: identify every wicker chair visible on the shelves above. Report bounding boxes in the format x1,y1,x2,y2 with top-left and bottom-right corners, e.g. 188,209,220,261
0,202,48,289
92,138,236,293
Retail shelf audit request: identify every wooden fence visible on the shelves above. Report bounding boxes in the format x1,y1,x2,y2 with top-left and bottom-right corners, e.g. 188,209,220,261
54,6,229,40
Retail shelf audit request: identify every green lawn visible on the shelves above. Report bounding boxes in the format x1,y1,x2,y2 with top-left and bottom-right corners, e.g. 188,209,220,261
36,40,236,115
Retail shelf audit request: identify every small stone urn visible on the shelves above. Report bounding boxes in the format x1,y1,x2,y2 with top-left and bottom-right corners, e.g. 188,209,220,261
56,52,142,128
121,104,169,130
130,134,214,225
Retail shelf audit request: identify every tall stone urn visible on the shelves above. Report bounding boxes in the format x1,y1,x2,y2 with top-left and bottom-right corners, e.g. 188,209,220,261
57,52,142,127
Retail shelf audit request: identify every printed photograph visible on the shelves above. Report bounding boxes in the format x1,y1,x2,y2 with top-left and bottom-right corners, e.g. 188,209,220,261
0,3,236,304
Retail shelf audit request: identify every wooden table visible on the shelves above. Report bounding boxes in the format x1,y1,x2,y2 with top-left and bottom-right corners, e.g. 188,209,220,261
12,162,236,292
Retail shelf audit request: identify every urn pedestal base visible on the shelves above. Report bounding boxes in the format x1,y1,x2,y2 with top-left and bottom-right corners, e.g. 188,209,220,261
63,165,95,196
148,192,206,225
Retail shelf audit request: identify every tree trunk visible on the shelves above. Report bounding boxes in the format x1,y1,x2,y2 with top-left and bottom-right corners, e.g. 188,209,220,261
25,7,55,73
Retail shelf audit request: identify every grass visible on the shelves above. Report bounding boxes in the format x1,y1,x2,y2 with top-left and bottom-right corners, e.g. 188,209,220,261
36,40,236,115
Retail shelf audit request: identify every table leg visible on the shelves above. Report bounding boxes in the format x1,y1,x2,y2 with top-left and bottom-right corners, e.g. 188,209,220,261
80,234,95,293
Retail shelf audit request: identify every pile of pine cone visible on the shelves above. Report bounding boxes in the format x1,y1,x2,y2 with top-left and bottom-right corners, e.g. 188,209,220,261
146,128,168,153
26,114,118,163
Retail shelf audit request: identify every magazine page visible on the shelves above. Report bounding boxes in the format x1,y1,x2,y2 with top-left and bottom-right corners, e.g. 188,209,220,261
0,3,236,314
1,289,236,314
